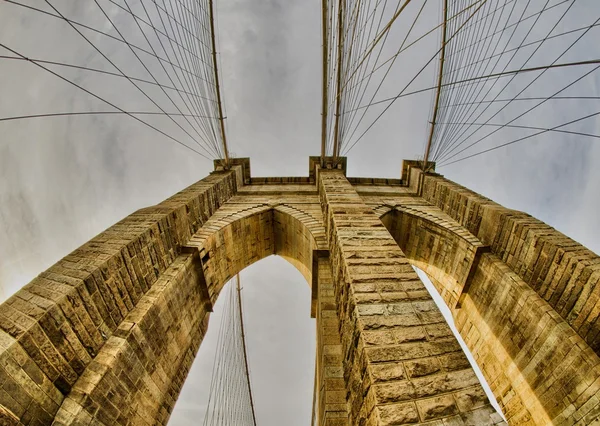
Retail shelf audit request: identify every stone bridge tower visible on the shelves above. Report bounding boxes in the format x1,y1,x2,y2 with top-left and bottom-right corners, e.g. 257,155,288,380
0,157,598,426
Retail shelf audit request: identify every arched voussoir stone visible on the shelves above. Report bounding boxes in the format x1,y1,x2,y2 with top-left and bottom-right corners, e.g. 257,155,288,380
185,204,325,304
419,171,600,355
48,199,331,426
381,206,487,309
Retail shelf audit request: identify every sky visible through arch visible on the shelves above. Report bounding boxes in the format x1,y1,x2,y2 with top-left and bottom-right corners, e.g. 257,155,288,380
0,0,599,424
169,257,317,425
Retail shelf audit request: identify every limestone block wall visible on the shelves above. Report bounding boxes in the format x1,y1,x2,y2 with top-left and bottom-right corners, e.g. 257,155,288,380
457,253,600,425
185,191,325,304
418,169,600,354
315,255,348,426
376,199,600,424
52,253,210,425
381,205,484,308
317,169,503,425
0,168,241,425
357,162,600,425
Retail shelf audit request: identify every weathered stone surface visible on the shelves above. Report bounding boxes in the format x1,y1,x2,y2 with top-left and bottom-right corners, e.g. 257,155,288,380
317,169,499,424
0,169,240,424
316,256,349,424
51,253,211,425
415,165,600,354
0,157,597,425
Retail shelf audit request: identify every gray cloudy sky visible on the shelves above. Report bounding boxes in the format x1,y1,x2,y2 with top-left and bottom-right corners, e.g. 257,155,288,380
0,0,599,424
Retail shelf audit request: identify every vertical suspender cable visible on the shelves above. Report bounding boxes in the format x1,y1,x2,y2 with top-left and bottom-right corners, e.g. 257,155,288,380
208,0,230,168
423,0,449,167
321,0,329,164
332,0,345,162
236,274,257,425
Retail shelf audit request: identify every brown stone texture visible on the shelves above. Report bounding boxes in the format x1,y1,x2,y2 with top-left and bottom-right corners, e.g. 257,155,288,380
0,157,597,425
0,168,240,424
379,202,485,308
316,255,349,425
318,169,502,425
418,171,600,355
52,253,210,425
185,191,326,303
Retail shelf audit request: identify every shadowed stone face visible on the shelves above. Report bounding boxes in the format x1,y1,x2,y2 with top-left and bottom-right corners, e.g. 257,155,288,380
0,158,598,425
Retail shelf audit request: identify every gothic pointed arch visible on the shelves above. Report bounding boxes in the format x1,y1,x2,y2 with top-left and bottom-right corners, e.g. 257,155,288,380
380,205,485,309
2,158,599,426
50,203,330,425
186,203,327,302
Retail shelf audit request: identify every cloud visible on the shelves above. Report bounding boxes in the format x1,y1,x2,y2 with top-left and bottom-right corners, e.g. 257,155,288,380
169,257,315,426
0,0,598,424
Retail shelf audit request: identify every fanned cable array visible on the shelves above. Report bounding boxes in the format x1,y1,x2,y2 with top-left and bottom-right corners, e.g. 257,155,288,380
320,0,600,168
321,0,478,160
203,275,258,426
0,0,229,164
425,0,600,167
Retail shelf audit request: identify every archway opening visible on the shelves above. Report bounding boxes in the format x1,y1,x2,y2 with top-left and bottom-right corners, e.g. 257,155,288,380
169,256,316,425
162,203,323,424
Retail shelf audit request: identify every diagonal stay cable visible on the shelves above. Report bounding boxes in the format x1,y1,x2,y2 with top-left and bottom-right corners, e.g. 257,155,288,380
343,0,490,155
0,54,213,101
445,95,600,108
168,0,223,157
438,13,600,162
45,0,205,152
431,0,517,158
339,0,493,101
439,109,600,167
435,0,574,159
444,0,571,63
449,12,597,76
122,0,219,155
435,120,600,139
3,0,211,86
339,0,389,146
340,0,415,95
145,0,216,144
104,0,212,67
433,0,538,156
343,59,600,116
157,0,220,155
342,0,429,151
0,43,211,159
0,110,217,122
439,62,600,163
88,0,219,156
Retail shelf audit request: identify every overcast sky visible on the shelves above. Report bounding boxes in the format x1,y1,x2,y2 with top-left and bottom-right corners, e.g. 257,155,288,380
0,0,599,424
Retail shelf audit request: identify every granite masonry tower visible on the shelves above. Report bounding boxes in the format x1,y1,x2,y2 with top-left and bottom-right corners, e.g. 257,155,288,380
0,157,599,425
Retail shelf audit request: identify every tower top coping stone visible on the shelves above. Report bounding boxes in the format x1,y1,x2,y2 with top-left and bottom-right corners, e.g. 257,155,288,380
211,156,441,186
